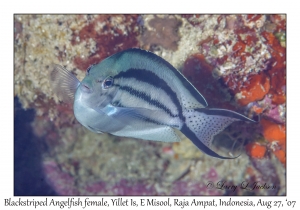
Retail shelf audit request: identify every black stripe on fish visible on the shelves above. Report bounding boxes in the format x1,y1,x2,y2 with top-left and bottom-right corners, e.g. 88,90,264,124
143,117,180,128
114,68,184,120
112,49,208,107
114,84,179,118
134,114,179,128
115,101,180,128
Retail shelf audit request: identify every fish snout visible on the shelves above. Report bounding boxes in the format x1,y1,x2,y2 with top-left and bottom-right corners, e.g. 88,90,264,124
80,83,93,93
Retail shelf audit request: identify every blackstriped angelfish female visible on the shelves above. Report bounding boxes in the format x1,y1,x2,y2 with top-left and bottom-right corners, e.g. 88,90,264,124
50,48,255,159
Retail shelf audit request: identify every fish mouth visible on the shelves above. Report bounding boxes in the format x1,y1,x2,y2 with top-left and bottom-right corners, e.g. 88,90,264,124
80,83,93,93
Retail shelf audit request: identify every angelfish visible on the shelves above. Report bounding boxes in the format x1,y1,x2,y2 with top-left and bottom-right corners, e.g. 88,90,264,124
50,48,255,159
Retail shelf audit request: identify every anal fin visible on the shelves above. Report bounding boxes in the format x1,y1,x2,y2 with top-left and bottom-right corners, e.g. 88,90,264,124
49,64,80,103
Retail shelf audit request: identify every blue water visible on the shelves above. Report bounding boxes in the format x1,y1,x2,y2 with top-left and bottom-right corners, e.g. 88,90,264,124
14,97,56,196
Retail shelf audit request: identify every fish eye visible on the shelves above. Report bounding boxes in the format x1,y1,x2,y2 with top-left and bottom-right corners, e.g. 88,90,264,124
102,76,113,89
86,64,95,75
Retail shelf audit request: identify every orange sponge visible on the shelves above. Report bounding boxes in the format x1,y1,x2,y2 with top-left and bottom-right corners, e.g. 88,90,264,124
261,118,286,147
236,74,270,106
246,143,267,159
274,149,286,166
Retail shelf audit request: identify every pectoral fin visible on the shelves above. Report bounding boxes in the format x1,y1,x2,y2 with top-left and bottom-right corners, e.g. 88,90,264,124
49,64,80,103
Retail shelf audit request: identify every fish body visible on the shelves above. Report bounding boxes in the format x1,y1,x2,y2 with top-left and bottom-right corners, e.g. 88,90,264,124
50,48,255,159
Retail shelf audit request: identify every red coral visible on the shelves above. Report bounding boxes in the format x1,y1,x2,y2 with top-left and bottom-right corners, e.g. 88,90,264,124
222,17,285,107
181,14,203,26
261,118,286,147
235,73,270,106
181,15,285,168
246,142,267,159
270,15,286,32
261,31,286,104
72,15,140,71
260,118,286,165
246,14,262,22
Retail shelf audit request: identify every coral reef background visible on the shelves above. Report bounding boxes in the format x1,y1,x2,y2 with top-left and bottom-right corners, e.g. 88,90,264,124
14,14,286,195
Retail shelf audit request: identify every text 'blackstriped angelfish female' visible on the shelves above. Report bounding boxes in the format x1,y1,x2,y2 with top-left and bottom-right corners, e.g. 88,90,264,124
50,48,255,159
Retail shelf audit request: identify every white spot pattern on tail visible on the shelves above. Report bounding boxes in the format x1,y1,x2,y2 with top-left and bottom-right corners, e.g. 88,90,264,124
183,109,239,148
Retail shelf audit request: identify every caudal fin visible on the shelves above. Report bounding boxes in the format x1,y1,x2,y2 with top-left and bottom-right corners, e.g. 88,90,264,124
181,108,256,159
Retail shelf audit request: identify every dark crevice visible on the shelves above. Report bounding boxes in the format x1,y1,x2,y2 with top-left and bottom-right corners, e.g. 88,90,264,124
14,97,56,195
